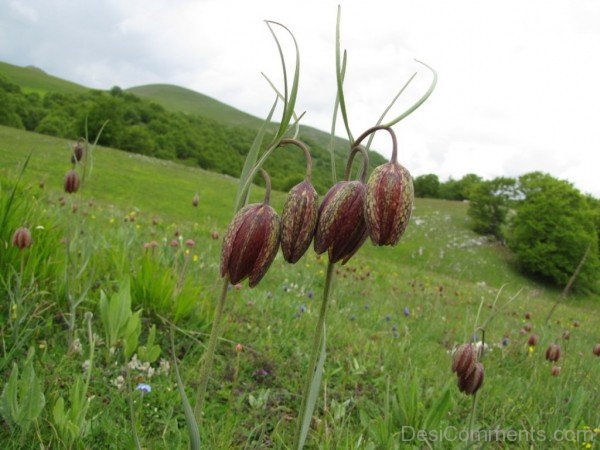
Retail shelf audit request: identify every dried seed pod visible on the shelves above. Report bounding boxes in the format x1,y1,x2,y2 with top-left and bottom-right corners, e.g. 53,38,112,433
279,139,318,264
192,193,199,207
64,170,80,194
458,362,484,395
551,366,561,377
527,334,539,346
221,169,281,287
357,126,413,246
451,344,477,378
545,343,561,362
314,146,369,264
12,227,32,250
593,344,600,357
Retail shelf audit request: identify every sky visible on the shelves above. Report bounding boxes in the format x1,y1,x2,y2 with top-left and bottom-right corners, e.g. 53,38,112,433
1,0,599,196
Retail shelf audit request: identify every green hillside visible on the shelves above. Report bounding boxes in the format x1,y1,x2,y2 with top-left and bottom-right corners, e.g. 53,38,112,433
0,61,87,95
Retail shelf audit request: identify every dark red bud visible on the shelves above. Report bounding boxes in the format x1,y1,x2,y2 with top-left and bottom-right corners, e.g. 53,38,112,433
525,311,532,320
185,239,195,248
451,344,477,378
528,334,539,346
64,170,80,194
365,161,414,246
593,344,600,357
12,227,32,250
71,141,84,163
458,362,484,395
551,366,561,376
281,181,318,263
221,203,281,287
545,343,561,362
314,181,368,264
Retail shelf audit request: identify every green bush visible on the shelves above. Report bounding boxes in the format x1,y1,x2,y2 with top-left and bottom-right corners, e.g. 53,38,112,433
467,177,516,239
507,172,599,292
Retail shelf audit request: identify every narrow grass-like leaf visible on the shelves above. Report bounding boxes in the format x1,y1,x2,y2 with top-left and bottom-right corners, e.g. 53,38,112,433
336,6,353,143
265,21,300,139
261,72,301,139
170,325,200,450
0,152,31,237
328,51,347,184
234,97,278,211
382,60,437,128
423,383,453,429
298,326,327,450
364,72,417,152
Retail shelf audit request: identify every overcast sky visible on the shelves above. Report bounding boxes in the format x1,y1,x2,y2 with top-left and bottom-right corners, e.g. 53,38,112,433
1,0,599,196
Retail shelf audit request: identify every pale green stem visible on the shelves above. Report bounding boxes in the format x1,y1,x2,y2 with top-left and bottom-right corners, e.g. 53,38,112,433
194,278,229,422
293,261,335,448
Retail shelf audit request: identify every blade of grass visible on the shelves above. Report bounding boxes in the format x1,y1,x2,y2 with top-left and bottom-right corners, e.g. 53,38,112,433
261,72,301,139
234,97,278,211
0,152,31,236
328,51,347,184
382,60,437,128
336,6,353,143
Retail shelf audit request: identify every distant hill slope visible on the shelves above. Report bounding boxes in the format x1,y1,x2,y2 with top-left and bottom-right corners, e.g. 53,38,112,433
0,61,88,95
126,83,381,165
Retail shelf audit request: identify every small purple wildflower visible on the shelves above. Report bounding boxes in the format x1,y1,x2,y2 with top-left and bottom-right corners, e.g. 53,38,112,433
392,324,398,332
307,290,314,299
385,314,391,322
350,315,356,321
502,337,510,347
283,285,289,293
403,307,410,317
300,304,307,313
136,383,151,394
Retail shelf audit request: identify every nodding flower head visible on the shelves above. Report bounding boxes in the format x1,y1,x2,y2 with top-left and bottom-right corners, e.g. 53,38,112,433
457,362,484,395
279,139,318,264
64,170,80,194
12,227,32,250
527,334,539,347
360,127,413,246
71,138,85,164
221,169,281,287
451,343,477,378
551,366,561,377
314,146,369,264
545,343,561,362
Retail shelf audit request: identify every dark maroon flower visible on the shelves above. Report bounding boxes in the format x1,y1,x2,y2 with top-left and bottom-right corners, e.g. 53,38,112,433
528,334,539,346
12,227,32,250
221,169,281,287
64,170,80,194
458,362,484,395
314,181,368,264
545,343,561,362
452,344,477,378
281,180,318,263
71,139,85,163
551,366,561,377
593,344,600,357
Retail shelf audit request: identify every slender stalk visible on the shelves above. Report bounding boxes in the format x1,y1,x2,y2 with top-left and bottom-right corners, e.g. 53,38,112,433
194,279,229,422
293,261,335,448
466,393,479,446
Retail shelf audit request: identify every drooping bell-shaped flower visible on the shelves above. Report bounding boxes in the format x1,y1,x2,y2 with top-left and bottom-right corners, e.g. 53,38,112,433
314,146,369,264
457,362,484,395
221,169,281,287
12,227,32,250
451,343,477,378
71,138,85,164
64,170,80,194
545,343,561,362
361,126,414,246
279,139,318,263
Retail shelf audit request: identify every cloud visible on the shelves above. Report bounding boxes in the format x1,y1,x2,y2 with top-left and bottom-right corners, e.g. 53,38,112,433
0,0,599,195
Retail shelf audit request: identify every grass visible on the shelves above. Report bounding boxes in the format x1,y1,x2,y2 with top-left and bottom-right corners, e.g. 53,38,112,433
0,125,599,449
0,61,88,96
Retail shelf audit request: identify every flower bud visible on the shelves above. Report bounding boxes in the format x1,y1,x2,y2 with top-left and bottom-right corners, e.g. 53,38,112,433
365,161,414,246
185,239,195,248
192,193,199,207
593,344,600,357
551,366,561,377
458,362,484,395
12,227,32,250
281,181,318,263
451,344,476,378
527,334,539,346
545,343,561,362
314,181,368,264
64,170,80,194
525,311,532,320
221,203,281,287
71,140,84,163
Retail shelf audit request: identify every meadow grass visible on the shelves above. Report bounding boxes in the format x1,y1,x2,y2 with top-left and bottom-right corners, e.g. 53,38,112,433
0,125,598,449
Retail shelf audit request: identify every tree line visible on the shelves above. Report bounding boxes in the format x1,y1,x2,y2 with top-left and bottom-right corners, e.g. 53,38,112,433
0,76,385,195
415,172,600,293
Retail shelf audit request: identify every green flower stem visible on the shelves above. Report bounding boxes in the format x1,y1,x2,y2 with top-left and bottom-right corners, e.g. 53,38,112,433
294,261,335,448
194,278,230,422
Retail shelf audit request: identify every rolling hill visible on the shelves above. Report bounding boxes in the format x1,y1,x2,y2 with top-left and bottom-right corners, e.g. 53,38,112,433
0,61,88,95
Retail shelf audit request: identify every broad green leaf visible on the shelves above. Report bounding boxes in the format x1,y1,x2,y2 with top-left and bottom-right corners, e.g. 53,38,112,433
17,356,45,427
0,363,20,426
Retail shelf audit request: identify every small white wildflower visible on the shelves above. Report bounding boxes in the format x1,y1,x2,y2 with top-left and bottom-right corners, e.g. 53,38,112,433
113,375,125,390
71,338,83,355
81,359,91,373
147,366,155,378
128,354,141,370
158,358,170,375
